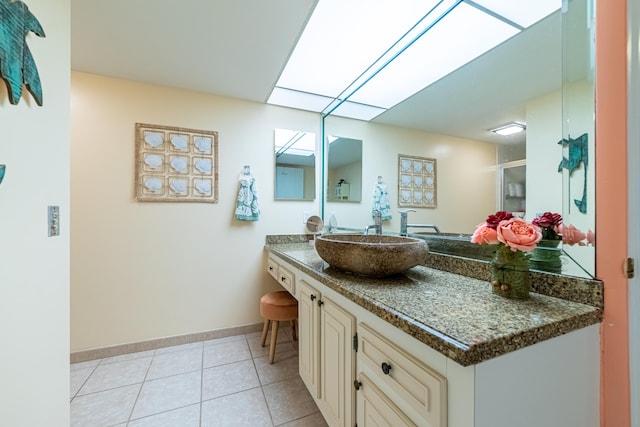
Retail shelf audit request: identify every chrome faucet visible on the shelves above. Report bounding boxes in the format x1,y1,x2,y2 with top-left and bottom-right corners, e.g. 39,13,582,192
364,209,382,235
399,209,440,235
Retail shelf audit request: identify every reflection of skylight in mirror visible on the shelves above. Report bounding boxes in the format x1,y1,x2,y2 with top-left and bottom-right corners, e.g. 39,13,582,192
267,0,561,120
349,3,519,110
275,129,316,157
470,0,560,28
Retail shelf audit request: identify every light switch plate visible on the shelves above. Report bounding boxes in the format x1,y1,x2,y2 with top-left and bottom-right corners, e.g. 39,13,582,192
48,205,60,237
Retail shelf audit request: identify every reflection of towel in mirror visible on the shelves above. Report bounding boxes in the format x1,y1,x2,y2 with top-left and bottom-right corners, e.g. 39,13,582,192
235,177,260,221
372,183,392,220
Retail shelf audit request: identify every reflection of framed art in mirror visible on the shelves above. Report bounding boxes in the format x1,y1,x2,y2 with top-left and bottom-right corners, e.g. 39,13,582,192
398,154,436,208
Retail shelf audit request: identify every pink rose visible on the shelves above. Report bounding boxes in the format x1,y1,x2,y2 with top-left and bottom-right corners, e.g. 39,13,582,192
471,222,499,245
561,224,587,246
496,218,542,252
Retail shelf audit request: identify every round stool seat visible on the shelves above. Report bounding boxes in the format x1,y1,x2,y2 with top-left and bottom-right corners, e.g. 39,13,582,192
259,291,298,364
260,291,297,321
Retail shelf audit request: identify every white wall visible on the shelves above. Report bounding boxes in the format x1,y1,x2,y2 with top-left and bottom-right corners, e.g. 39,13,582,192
526,90,563,218
561,80,596,274
0,0,70,425
526,82,595,275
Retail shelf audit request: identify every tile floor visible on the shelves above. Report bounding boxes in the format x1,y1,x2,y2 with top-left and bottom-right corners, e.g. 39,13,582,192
70,326,328,427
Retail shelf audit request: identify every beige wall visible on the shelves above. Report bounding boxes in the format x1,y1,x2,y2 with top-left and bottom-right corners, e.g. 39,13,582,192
324,116,497,233
71,72,497,352
71,72,320,351
0,0,70,424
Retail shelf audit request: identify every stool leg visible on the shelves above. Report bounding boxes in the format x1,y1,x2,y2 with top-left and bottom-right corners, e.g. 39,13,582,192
290,319,297,341
260,319,270,347
269,320,279,364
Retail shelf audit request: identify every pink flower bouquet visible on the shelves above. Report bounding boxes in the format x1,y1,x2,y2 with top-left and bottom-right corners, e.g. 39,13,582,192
471,211,541,299
471,211,542,252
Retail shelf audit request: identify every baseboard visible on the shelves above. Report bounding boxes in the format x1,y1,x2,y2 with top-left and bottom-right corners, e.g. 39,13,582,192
70,322,264,363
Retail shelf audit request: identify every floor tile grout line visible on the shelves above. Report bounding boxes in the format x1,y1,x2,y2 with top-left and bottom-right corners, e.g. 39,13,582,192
199,336,207,427
73,380,145,400
70,361,101,401
248,332,277,427
126,402,202,425
125,351,155,425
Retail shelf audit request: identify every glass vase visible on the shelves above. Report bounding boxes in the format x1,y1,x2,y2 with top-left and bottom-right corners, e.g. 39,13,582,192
490,244,530,299
529,239,563,273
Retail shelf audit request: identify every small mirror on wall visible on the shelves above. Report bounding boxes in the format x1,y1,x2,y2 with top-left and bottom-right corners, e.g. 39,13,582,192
274,129,316,200
327,136,362,202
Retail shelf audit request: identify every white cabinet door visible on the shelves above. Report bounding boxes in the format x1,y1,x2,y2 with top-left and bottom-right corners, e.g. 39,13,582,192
298,279,320,398
319,296,355,427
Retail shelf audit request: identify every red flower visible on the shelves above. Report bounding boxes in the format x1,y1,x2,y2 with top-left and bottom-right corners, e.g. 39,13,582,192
532,212,563,229
485,211,513,229
532,212,563,240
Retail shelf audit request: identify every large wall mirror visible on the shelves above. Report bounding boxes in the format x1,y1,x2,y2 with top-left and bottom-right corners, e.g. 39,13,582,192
320,1,595,278
274,128,316,200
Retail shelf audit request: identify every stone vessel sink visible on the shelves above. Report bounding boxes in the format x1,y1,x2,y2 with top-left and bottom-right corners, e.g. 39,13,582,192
315,234,429,277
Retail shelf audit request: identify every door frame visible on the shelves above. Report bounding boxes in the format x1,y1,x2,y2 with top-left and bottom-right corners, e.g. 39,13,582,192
628,1,640,425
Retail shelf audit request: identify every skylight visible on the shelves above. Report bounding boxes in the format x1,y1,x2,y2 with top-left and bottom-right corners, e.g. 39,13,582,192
267,0,560,121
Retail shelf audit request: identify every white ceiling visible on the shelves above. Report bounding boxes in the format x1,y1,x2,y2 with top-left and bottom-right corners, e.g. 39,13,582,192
71,0,567,146
71,0,318,103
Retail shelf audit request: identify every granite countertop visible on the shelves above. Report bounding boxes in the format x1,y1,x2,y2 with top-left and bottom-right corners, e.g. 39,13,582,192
265,240,602,367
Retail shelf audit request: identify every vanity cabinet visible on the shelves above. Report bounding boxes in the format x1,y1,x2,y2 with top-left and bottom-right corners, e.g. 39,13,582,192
298,278,356,427
266,251,600,427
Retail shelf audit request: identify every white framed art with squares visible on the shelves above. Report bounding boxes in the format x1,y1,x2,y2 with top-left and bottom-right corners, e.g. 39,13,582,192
398,154,436,208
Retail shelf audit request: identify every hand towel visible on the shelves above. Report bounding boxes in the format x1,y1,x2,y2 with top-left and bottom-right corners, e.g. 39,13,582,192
235,176,260,221
373,182,392,220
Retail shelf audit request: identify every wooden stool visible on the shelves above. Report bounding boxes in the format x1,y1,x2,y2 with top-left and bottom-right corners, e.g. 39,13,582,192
260,291,298,364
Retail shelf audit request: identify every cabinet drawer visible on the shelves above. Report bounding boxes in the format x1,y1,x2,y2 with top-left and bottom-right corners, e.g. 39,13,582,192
357,373,416,427
277,264,295,294
359,323,447,427
267,256,279,281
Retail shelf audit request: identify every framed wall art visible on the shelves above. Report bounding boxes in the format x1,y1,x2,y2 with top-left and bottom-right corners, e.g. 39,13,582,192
398,154,437,208
135,123,218,203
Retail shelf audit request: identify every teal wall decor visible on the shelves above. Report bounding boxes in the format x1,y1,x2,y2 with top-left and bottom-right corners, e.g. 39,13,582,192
0,0,45,106
0,165,5,185
558,133,589,214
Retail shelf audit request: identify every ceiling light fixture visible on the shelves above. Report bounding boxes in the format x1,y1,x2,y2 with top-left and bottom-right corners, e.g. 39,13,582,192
490,122,526,136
